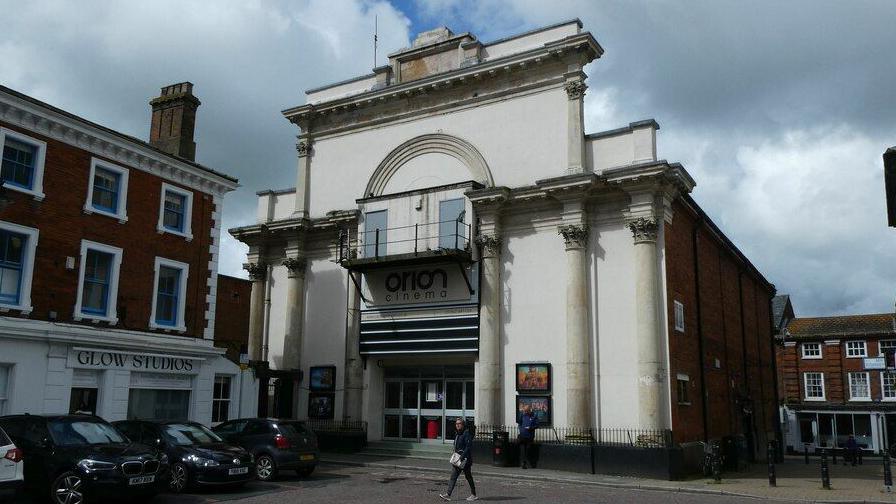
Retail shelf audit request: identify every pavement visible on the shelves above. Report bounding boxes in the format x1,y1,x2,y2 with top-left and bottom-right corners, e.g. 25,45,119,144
320,452,896,503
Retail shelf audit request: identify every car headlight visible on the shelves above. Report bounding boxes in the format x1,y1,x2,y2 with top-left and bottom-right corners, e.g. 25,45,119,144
185,454,219,467
78,459,117,471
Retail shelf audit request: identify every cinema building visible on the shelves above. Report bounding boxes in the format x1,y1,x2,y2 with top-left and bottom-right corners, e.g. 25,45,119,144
0,84,256,424
232,20,778,458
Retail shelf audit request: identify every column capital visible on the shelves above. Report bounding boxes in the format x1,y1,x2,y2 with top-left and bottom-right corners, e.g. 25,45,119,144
564,80,587,100
296,138,313,157
474,234,502,257
282,257,307,278
558,224,588,249
628,217,658,244
243,262,267,281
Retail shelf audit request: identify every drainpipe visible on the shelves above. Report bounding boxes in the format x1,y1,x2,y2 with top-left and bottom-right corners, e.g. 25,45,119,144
767,294,783,460
692,219,709,442
262,265,273,362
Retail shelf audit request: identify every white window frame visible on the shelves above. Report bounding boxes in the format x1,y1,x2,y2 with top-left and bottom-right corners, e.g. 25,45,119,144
673,300,685,333
803,372,825,401
845,340,867,358
149,256,189,332
801,342,822,359
0,127,46,201
0,220,38,314
74,240,123,323
212,375,232,424
848,371,871,401
878,340,896,356
156,183,194,241
882,372,896,402
83,158,129,223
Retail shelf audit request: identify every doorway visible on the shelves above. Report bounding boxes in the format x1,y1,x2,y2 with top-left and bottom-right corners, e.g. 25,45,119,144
383,366,474,443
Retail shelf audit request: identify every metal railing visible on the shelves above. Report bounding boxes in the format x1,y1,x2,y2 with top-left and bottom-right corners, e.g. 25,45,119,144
338,218,473,262
304,419,368,434
474,424,673,448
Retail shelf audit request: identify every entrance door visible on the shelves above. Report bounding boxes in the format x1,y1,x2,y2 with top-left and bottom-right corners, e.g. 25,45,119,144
383,368,475,443
383,380,421,440
444,380,475,444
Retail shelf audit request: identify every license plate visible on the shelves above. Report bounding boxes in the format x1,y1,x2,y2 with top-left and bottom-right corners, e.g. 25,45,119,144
300,454,315,461
129,475,155,485
228,467,249,475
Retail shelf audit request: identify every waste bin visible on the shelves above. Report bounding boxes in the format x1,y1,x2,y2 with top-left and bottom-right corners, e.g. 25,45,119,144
493,431,510,467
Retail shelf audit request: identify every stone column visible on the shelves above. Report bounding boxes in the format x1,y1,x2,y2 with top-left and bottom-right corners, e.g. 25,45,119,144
343,271,364,421
294,139,312,218
559,224,591,429
475,233,502,427
281,257,307,371
244,262,267,362
564,75,587,174
628,217,664,430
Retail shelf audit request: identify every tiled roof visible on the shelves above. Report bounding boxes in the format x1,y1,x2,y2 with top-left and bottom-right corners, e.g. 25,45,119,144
785,313,896,339
771,295,793,330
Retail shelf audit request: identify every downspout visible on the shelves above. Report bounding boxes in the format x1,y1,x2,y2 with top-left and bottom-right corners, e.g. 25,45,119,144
692,219,709,442
262,264,273,362
767,291,783,460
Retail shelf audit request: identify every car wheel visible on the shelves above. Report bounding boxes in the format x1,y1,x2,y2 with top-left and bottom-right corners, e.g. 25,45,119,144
296,466,315,477
169,462,190,493
50,471,86,504
255,454,277,482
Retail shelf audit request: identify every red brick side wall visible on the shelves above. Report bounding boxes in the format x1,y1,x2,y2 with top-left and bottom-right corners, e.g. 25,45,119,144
213,274,251,362
0,121,214,338
664,198,777,449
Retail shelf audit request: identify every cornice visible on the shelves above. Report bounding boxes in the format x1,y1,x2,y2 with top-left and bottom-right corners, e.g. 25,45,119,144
283,33,601,136
0,92,238,196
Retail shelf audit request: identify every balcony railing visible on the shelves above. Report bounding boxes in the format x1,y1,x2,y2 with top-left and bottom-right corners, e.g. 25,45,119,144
338,218,472,263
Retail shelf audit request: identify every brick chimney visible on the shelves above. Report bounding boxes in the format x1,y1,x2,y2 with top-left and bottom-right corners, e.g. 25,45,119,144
149,82,201,161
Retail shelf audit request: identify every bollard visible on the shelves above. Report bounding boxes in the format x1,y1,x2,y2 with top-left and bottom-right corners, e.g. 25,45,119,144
820,448,831,490
804,443,810,464
767,441,776,487
884,452,893,493
711,442,722,483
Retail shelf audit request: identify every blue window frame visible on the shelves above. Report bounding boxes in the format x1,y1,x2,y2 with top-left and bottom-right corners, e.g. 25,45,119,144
438,199,466,249
163,191,186,232
0,230,26,305
1,138,36,190
363,210,387,258
155,266,181,326
81,250,113,315
91,167,120,213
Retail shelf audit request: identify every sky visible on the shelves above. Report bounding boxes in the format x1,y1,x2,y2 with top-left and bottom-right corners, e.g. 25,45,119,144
1,0,894,317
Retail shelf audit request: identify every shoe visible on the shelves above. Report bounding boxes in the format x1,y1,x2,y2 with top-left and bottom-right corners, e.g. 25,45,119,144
439,494,451,501
466,496,479,501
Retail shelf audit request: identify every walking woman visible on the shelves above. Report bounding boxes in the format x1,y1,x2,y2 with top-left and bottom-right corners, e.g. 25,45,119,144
440,418,478,501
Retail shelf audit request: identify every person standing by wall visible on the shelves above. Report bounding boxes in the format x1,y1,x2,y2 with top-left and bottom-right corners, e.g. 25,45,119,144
440,418,478,501
518,404,538,469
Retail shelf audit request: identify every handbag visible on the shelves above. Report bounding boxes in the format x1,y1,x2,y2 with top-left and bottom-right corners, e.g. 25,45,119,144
449,452,465,469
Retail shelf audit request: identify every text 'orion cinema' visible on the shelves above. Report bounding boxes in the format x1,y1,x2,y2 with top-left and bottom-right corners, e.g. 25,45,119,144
383,268,450,303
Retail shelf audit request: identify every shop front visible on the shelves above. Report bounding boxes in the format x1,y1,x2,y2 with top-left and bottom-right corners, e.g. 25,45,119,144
382,365,475,443
783,406,895,454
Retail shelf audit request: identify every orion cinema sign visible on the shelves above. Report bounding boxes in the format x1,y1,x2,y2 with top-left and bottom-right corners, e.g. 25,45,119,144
364,264,475,307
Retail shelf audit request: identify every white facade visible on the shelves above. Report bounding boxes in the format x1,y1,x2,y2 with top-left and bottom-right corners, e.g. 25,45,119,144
233,20,695,440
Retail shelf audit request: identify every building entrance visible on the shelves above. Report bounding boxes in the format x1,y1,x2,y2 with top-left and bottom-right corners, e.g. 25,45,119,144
383,366,474,444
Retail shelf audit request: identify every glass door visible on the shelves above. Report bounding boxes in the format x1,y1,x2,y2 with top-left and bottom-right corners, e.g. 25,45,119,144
444,380,475,444
420,380,443,443
384,380,422,440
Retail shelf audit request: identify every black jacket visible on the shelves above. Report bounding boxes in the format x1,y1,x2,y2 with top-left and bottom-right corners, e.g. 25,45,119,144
453,429,473,466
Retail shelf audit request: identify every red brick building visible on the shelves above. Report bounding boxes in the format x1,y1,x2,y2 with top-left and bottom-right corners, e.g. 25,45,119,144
663,194,779,460
213,274,252,363
776,309,896,454
0,84,255,425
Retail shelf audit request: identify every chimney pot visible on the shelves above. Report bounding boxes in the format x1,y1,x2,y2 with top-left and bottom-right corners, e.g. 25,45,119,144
149,81,201,162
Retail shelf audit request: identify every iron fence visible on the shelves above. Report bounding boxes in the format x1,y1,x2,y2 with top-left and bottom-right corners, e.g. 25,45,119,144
474,424,673,448
304,419,368,434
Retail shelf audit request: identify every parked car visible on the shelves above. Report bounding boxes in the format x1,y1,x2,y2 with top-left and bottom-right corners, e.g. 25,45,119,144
212,419,318,481
113,420,254,493
0,414,167,504
0,425,24,498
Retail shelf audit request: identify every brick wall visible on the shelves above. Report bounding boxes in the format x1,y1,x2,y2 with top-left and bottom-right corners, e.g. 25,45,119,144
213,274,251,362
0,121,214,338
664,198,777,451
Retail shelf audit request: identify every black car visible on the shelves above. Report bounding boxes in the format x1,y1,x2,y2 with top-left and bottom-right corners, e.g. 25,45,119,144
212,418,318,482
0,414,167,504
114,420,254,493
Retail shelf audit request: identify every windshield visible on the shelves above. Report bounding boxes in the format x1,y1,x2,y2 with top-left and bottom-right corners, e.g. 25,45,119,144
48,419,127,446
277,423,310,436
163,423,223,446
